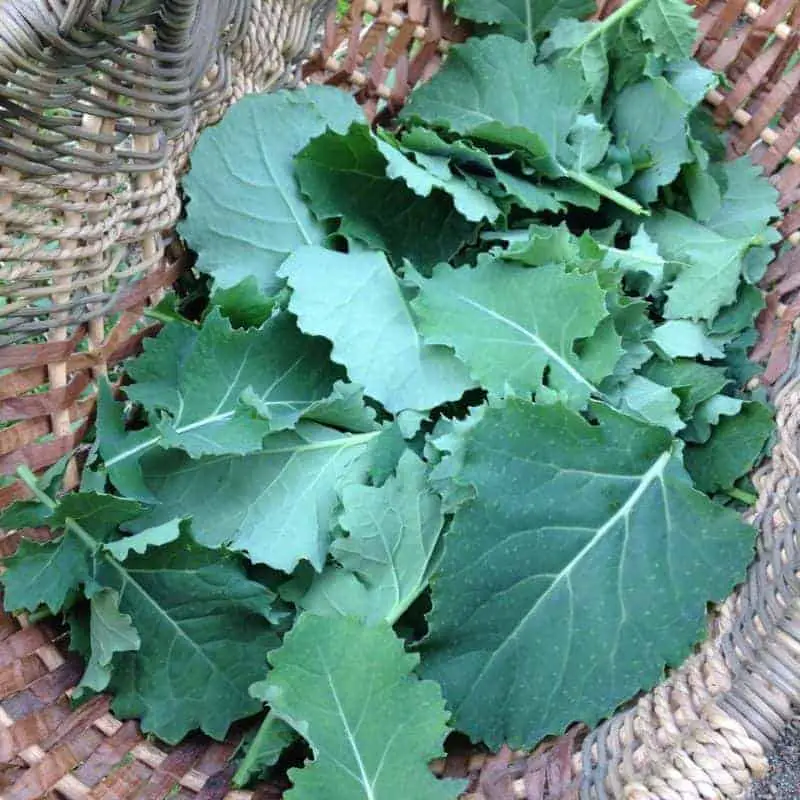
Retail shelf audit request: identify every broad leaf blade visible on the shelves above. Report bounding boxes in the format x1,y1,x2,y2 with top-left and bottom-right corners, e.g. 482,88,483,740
410,257,620,406
280,246,474,414
453,0,596,38
299,451,445,624
180,87,362,293
252,614,463,800
100,530,280,743
119,311,343,461
135,423,379,572
400,36,589,174
636,0,697,61
422,399,755,748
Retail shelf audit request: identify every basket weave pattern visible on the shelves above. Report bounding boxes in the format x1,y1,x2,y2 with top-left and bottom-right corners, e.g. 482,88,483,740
0,0,331,508
2,1,800,799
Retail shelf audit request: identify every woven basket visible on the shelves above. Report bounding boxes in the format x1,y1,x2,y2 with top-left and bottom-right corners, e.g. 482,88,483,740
0,0,332,507
2,1,800,798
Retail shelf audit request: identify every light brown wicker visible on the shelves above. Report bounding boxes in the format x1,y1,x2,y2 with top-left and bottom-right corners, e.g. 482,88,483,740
2,1,800,799
0,0,332,507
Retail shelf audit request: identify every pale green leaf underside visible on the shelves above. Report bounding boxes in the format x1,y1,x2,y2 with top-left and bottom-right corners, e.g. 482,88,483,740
280,246,474,414
299,450,445,624
253,614,463,800
135,422,379,572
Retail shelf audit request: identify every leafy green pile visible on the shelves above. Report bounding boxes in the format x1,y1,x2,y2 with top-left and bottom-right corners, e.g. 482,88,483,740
1,0,780,795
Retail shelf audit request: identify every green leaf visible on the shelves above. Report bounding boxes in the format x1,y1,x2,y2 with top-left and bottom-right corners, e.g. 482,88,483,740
601,226,666,295
0,500,54,530
96,381,160,502
76,587,141,696
104,518,184,561
180,87,362,293
136,423,379,571
636,0,697,61
122,311,341,460
376,136,501,222
662,61,717,107
302,381,380,434
682,394,743,443
422,398,755,748
608,374,683,433
684,401,773,493
2,492,279,744
410,256,621,406
212,277,275,329
280,246,474,413
298,451,445,624
234,714,297,789
2,533,91,615
683,163,722,221
646,210,750,322
453,0,595,38
252,614,462,800
295,124,476,267
400,37,589,175
612,78,692,203
101,530,280,743
704,158,780,239
648,320,726,360
540,19,609,107
640,358,730,419
496,223,579,266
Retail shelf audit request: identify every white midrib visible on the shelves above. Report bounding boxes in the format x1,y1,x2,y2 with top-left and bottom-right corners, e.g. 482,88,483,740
458,448,672,711
457,295,599,395
322,650,376,800
104,402,304,469
104,554,242,696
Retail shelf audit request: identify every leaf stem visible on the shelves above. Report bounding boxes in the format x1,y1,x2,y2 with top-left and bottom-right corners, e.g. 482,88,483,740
143,308,198,326
233,715,285,789
568,0,650,55
726,487,758,506
27,607,53,624
563,169,649,216
16,466,57,510
16,466,99,553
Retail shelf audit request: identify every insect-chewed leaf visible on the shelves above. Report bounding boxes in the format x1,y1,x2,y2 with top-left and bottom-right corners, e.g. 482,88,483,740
422,398,755,748
252,614,464,800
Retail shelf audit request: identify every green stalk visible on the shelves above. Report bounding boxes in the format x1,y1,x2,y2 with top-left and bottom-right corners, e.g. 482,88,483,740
17,466,99,553
568,0,650,56
143,308,198,326
726,487,758,506
232,715,290,789
563,168,649,216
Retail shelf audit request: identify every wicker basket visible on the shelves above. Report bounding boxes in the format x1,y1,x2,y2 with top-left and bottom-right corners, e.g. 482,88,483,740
3,1,800,798
0,0,332,507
